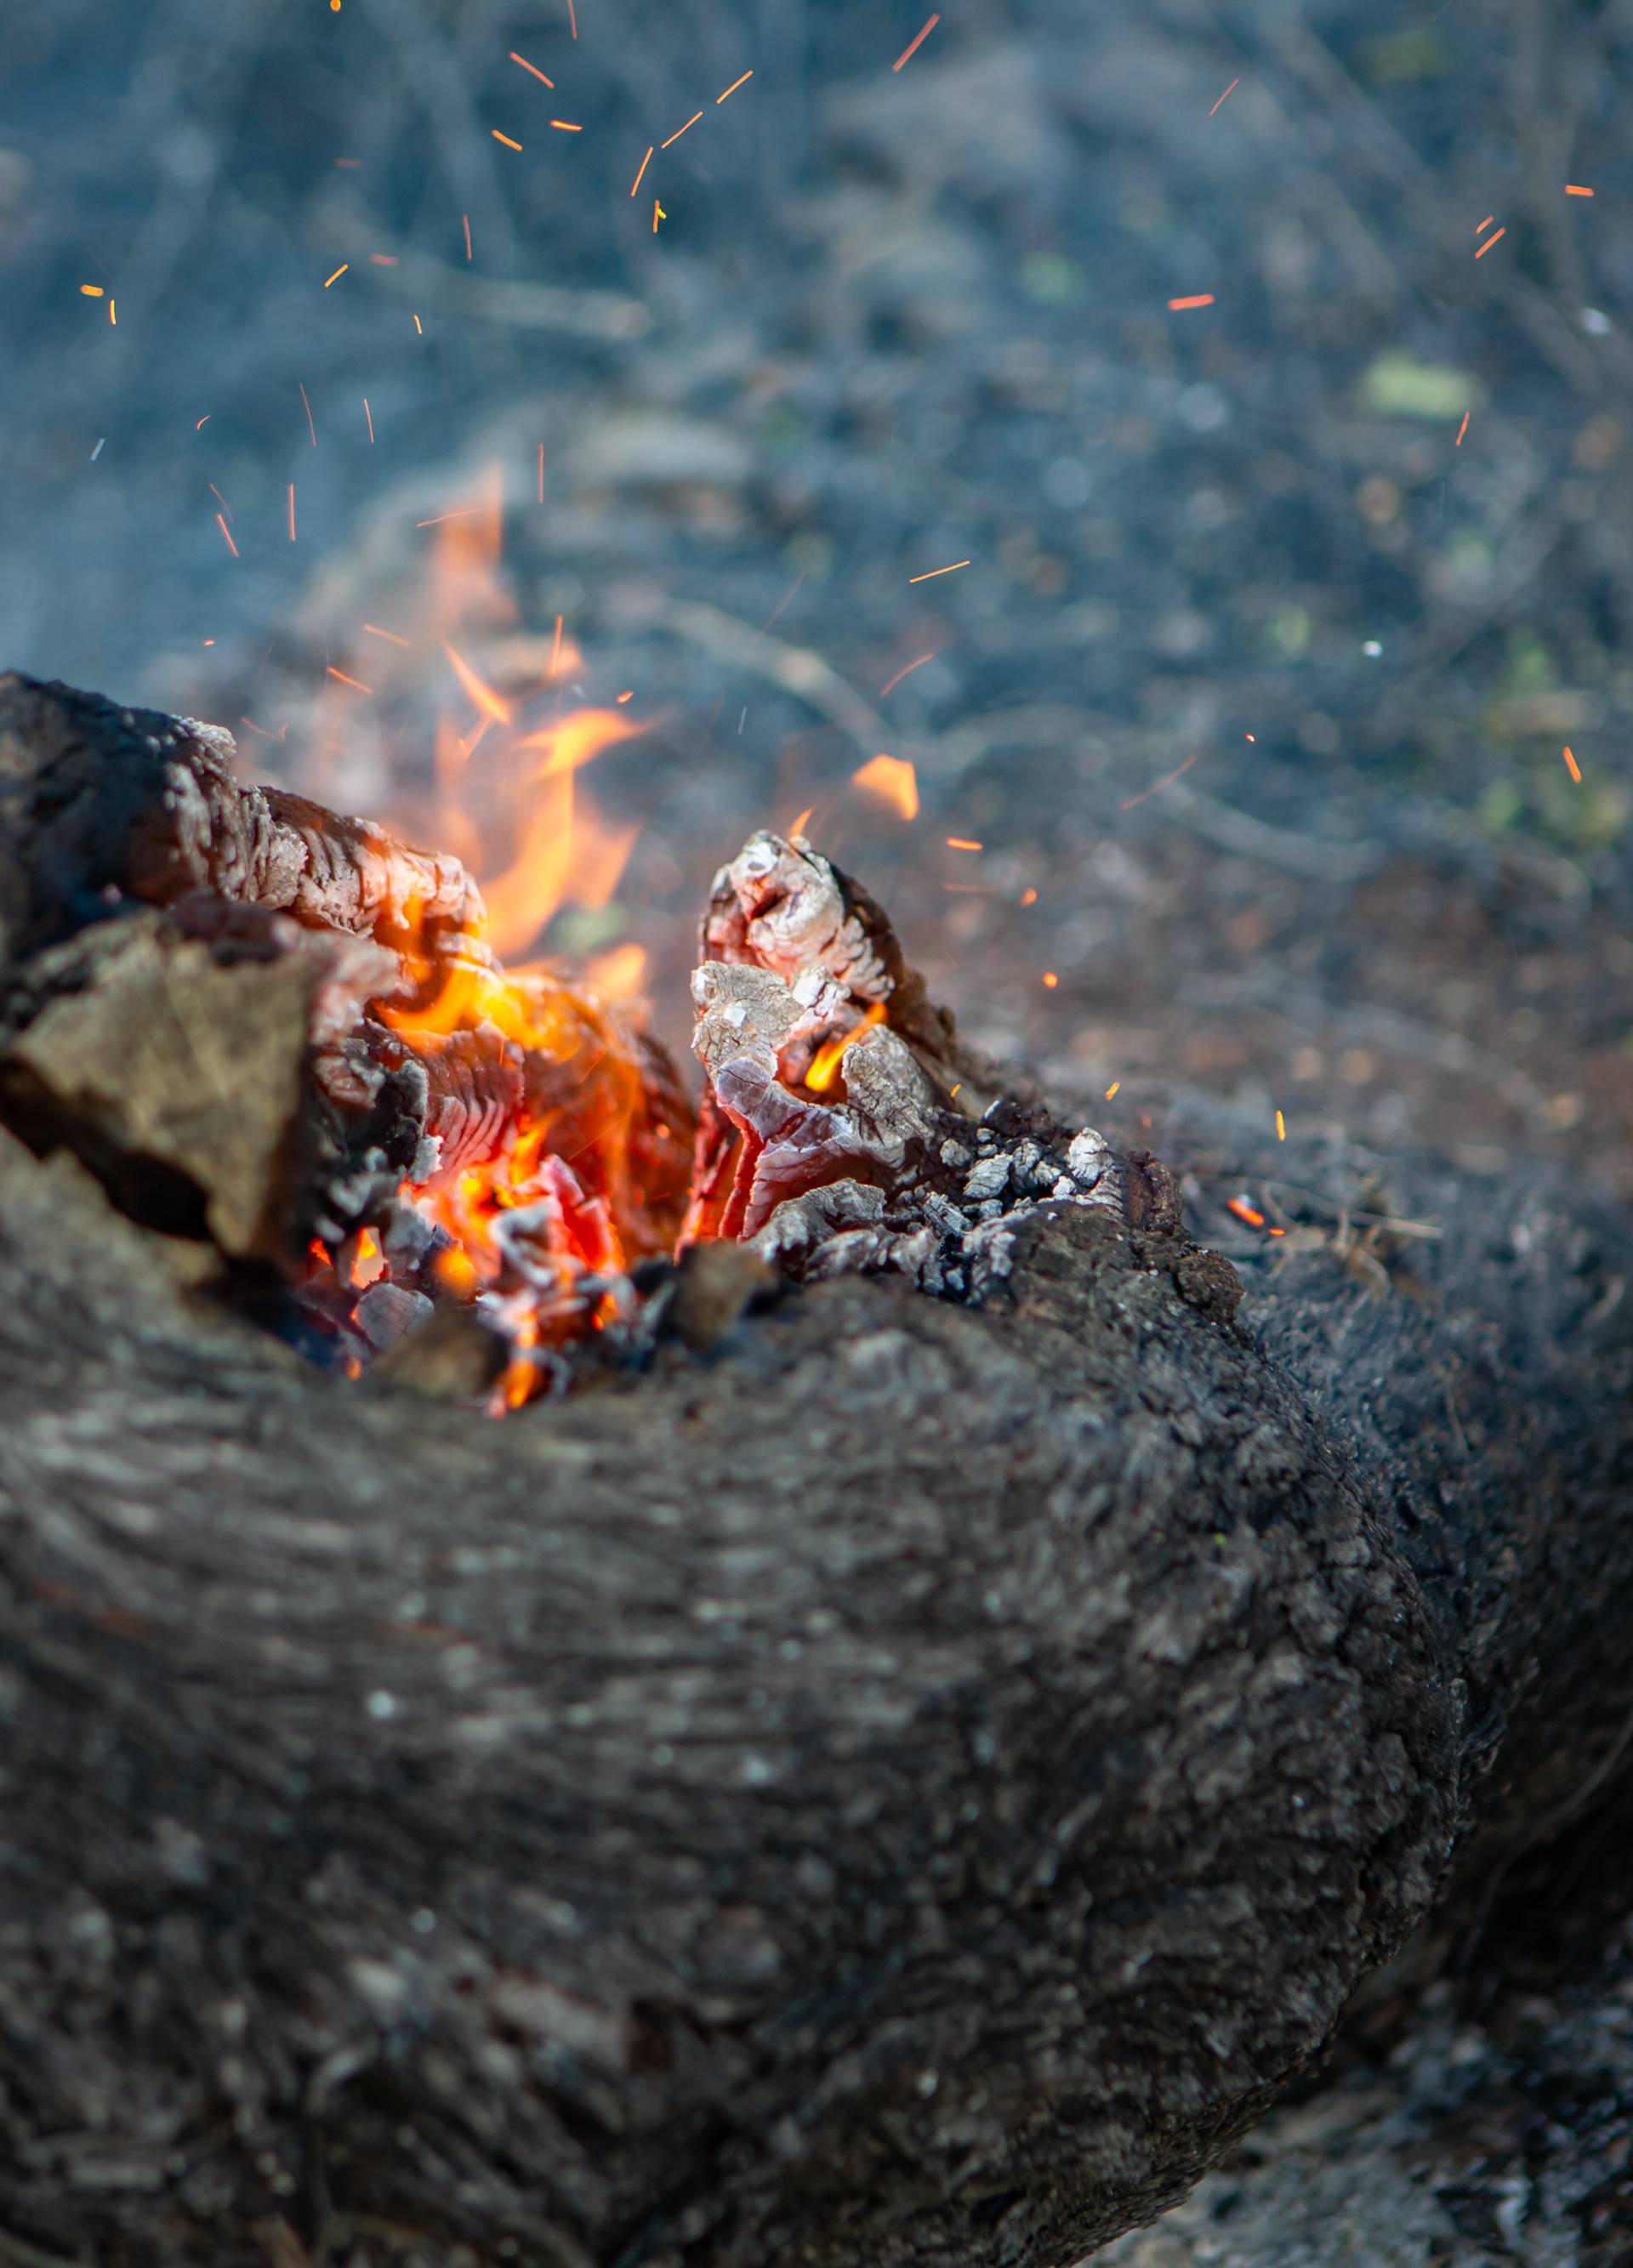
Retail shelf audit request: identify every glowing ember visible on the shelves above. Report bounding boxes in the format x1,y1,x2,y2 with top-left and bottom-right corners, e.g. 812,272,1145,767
852,753,919,820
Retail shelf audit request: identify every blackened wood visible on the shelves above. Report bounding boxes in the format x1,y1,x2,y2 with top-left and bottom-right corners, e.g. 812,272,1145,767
0,679,1630,2268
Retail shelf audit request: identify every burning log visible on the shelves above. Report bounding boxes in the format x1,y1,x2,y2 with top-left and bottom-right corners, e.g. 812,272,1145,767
0,670,1630,2268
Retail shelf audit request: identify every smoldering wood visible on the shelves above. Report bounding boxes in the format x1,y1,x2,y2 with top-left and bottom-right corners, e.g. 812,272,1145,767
0,676,1630,2268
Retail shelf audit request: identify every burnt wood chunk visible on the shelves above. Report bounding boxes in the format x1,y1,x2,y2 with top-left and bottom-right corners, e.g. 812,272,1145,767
0,677,1628,2268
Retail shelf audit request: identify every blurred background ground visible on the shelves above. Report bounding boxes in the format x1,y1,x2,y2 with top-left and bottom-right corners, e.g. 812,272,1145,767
3,1,1632,2260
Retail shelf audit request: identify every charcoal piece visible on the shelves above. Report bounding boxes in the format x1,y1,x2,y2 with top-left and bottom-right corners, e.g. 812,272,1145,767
353,1279,435,1353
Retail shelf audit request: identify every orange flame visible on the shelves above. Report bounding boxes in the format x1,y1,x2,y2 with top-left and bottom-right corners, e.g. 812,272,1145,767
852,753,919,821
806,1003,887,1092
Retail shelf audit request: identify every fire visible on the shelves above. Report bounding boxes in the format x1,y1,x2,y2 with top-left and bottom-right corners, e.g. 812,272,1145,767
852,753,919,821
291,469,692,1408
805,1003,886,1093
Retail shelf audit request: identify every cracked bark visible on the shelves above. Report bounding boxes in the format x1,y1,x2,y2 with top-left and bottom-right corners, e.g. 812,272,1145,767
0,675,1630,2268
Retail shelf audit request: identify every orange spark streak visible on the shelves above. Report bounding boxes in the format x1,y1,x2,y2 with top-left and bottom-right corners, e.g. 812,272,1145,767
195,415,210,429
653,199,666,233
908,559,970,583
879,651,937,696
566,0,577,34
550,615,566,676
327,668,373,695
1562,745,1583,782
1020,887,1038,907
1209,76,1239,113
788,804,816,840
550,120,583,132
1454,411,1470,446
363,396,374,443
209,483,231,520
361,622,410,646
463,214,473,260
1043,972,1059,989
717,70,754,102
1226,1197,1266,1229
1120,751,1198,810
416,509,482,527
1566,184,1595,197
630,145,653,196
443,641,513,725
1276,1109,1286,1140
661,112,703,148
492,130,523,151
946,836,982,850
1474,227,1505,258
215,513,239,559
852,753,919,821
239,716,284,741
1105,1081,1121,1100
108,299,116,325
1168,293,1215,310
413,314,424,333
79,283,104,296
287,483,296,542
323,264,350,287
1477,214,1494,232
368,253,399,264
510,49,555,86
893,14,940,71
299,383,316,446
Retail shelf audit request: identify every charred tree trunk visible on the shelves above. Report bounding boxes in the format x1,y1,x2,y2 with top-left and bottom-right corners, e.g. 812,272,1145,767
0,674,1628,2268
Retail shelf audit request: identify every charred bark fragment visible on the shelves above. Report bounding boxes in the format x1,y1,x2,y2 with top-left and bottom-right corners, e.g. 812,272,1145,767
0,676,1628,2268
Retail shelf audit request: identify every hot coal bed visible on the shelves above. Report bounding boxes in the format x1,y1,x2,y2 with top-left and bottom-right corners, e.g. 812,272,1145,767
0,668,1630,2268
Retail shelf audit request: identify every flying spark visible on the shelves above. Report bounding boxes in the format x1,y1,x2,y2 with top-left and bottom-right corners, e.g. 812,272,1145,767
1455,411,1470,446
1562,745,1583,782
416,509,482,527
1209,77,1239,113
946,837,982,850
1105,1081,1120,1100
1168,293,1215,310
717,70,754,102
1476,215,1494,232
1226,1197,1266,1229
662,112,703,148
510,50,555,86
327,668,373,695
322,264,350,287
287,484,296,542
1275,1109,1286,1140
363,396,374,442
550,120,583,132
631,145,653,196
462,214,473,260
1566,184,1595,197
1043,971,1059,989
367,253,398,264
79,283,104,297
195,415,210,429
893,14,940,71
492,130,523,151
299,383,316,446
908,559,970,583
653,198,666,233
215,513,239,558
1120,752,1198,810
879,651,937,695
361,622,411,645
109,299,117,325
565,0,577,34
1474,227,1506,259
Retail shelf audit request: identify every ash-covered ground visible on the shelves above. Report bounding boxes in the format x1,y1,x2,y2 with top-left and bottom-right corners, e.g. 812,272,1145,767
3,2,1632,2260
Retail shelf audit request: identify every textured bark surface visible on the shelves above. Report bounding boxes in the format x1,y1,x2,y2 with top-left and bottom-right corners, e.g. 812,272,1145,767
0,680,1630,2268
